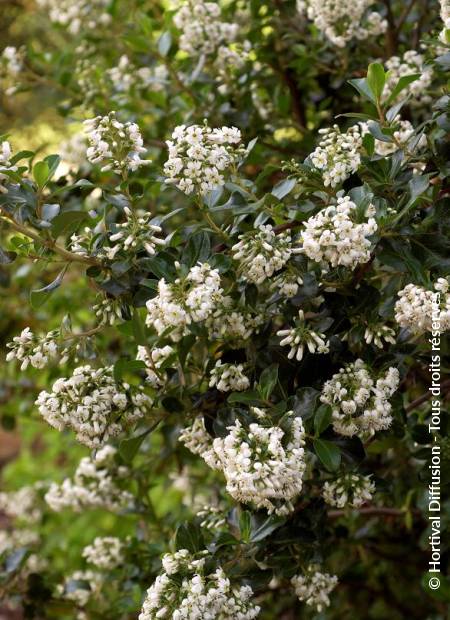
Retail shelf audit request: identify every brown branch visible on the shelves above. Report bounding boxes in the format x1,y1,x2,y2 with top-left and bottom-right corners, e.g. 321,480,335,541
0,208,100,266
328,506,418,518
397,0,418,30
273,221,303,234
405,378,450,413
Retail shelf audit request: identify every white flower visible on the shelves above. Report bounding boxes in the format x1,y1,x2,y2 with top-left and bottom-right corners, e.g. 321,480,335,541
36,365,153,448
137,345,174,387
384,51,433,106
45,446,132,512
82,537,124,569
107,55,168,96
300,194,377,269
277,310,329,361
0,46,25,95
320,359,399,438
291,567,338,612
232,224,299,284
310,125,363,187
395,280,450,334
83,112,150,173
181,412,306,515
174,0,239,58
0,140,18,192
323,473,375,508
164,123,245,195
209,360,250,392
57,570,103,607
363,324,396,348
297,0,386,47
139,551,260,620
146,262,223,341
36,0,112,35
0,485,42,524
6,327,60,370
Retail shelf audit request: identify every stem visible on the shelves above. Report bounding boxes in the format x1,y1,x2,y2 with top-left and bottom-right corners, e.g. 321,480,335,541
0,208,100,266
405,379,450,413
328,506,417,518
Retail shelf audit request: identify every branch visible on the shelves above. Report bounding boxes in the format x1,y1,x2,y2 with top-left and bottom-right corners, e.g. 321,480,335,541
405,378,450,413
328,506,418,518
273,220,303,234
0,208,100,266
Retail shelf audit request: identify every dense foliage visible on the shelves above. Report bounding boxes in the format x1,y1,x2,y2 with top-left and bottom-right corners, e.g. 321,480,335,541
0,1,450,618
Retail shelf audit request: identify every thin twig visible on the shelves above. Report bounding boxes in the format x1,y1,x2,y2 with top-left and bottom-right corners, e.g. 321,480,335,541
405,379,450,413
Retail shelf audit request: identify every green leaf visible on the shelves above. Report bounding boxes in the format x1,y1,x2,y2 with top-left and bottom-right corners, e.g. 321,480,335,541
239,511,252,543
131,308,147,345
271,178,296,200
51,210,88,237
33,161,50,189
181,231,211,267
313,438,341,472
41,203,60,221
158,31,172,56
175,522,204,553
119,429,151,463
385,74,420,106
113,359,146,383
30,267,67,309
227,391,262,405
258,364,279,401
348,78,376,105
249,514,285,543
314,405,332,436
367,62,385,101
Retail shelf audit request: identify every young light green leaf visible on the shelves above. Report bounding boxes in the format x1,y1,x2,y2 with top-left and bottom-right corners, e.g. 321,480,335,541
367,63,386,101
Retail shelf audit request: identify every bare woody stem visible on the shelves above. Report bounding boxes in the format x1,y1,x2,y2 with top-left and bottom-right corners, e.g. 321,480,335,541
0,207,100,266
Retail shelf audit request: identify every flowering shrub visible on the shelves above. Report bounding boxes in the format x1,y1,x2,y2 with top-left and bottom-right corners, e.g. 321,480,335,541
0,1,449,618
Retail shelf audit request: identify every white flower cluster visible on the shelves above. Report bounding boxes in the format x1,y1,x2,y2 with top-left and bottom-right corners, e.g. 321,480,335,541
83,112,150,173
0,529,40,556
291,567,338,612
394,279,450,334
297,0,386,48
360,117,427,157
82,537,124,569
59,131,90,171
6,327,60,370
440,0,450,42
277,310,329,361
320,359,399,437
232,225,298,285
206,298,264,343
270,272,304,298
174,0,239,57
35,365,152,448
181,413,306,515
364,324,396,348
37,0,111,35
0,141,18,193
107,55,168,96
57,570,103,607
137,345,174,387
323,473,375,508
146,262,223,341
310,125,363,187
164,123,243,195
45,446,132,512
301,195,377,269
139,551,260,620
384,51,433,106
196,504,227,531
0,46,24,95
0,485,42,524
93,297,124,326
209,360,250,392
